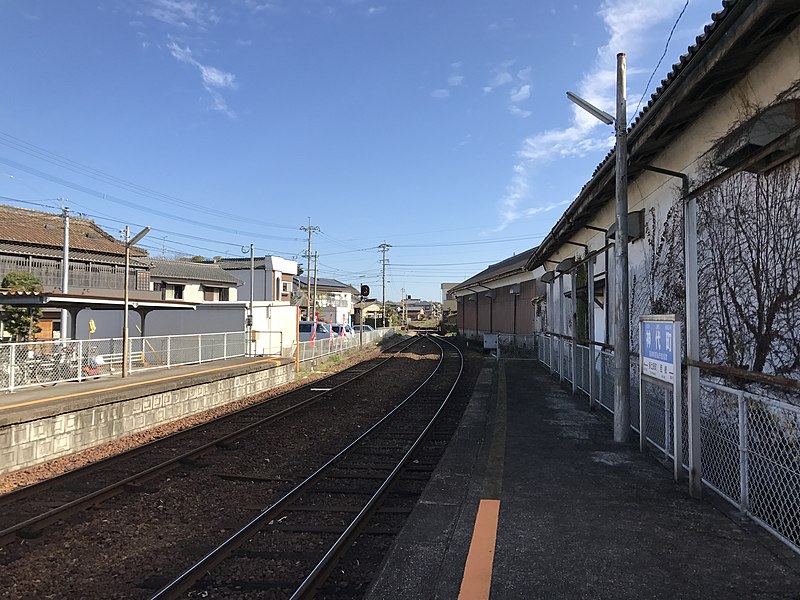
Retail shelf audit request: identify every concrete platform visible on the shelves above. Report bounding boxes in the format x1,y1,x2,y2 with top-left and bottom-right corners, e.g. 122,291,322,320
0,356,294,426
366,359,800,599
0,356,295,474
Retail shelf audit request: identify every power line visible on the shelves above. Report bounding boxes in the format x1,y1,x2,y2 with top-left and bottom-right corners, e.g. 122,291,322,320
0,130,295,230
0,156,300,242
628,0,690,125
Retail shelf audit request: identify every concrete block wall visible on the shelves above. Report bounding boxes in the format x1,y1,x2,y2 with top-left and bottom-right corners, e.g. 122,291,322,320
0,363,295,475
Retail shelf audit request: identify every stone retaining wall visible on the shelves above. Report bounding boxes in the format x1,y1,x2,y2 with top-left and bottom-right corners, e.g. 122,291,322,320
0,363,295,475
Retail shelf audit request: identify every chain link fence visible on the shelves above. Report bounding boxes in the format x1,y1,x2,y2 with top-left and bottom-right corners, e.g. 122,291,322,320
535,332,800,554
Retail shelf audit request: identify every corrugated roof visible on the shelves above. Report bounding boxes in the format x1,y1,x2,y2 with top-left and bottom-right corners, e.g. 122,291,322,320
526,0,800,270
0,204,147,257
149,259,242,285
451,246,538,293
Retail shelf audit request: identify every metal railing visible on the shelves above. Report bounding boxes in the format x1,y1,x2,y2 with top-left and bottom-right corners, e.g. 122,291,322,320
534,332,800,555
0,331,249,392
295,328,395,365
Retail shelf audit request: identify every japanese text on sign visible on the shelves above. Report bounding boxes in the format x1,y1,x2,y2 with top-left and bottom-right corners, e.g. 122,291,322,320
641,320,675,384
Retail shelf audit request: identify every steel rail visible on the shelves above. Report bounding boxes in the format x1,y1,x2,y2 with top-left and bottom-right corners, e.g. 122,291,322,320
0,335,420,546
151,335,463,600
291,335,464,598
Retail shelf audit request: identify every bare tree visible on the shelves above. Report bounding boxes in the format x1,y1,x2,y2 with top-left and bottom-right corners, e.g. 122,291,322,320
697,159,800,376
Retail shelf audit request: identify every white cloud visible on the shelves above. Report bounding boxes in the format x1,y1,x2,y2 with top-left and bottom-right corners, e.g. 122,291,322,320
366,6,387,15
493,0,690,230
509,84,531,103
508,105,532,119
146,0,218,28
167,39,238,116
448,74,465,87
483,71,513,94
430,89,450,99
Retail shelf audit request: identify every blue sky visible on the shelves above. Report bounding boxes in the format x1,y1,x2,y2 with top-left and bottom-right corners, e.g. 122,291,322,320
1,0,722,301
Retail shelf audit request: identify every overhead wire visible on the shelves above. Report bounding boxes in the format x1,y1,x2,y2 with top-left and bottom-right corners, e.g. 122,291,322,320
0,157,300,242
0,131,295,230
628,0,690,125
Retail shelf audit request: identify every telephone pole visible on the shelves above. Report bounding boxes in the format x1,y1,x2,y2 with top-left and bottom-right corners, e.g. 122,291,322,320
60,205,70,339
300,219,320,319
379,242,391,326
312,251,319,321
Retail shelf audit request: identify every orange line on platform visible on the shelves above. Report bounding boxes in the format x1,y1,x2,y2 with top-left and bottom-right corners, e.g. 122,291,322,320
0,357,287,412
458,498,501,600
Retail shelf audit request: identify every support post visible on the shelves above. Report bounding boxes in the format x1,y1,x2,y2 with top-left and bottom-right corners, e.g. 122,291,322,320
613,52,631,443
685,195,703,497
570,269,577,393
588,257,595,408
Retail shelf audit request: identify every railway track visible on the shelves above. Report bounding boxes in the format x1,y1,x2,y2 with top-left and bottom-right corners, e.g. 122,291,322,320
0,335,421,547
151,334,463,599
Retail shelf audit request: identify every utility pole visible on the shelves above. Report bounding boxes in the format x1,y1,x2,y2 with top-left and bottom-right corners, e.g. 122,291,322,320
300,219,320,320
312,251,319,322
613,52,631,443
379,242,390,327
60,204,70,339
242,243,254,356
401,287,404,329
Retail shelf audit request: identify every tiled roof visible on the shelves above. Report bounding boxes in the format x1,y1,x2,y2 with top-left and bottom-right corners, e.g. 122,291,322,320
0,241,149,267
452,246,538,292
149,259,242,285
0,204,147,257
212,257,270,270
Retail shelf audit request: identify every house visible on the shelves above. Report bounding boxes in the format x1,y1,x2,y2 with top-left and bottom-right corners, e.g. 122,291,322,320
293,276,358,324
149,259,241,302
0,204,157,338
451,247,545,341
441,283,458,322
212,256,297,302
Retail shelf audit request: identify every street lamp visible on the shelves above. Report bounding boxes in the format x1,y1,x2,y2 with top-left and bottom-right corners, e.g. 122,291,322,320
567,52,630,442
122,225,150,378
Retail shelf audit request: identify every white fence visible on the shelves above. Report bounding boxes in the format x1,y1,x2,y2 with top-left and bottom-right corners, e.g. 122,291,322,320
0,332,248,392
295,328,395,364
535,332,800,555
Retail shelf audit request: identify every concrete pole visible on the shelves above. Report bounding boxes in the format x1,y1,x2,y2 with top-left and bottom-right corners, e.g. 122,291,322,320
60,206,70,339
122,226,130,378
312,251,319,321
249,243,254,355
613,52,631,443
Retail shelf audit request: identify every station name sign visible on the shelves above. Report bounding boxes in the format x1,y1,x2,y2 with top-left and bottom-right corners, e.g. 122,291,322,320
641,319,677,385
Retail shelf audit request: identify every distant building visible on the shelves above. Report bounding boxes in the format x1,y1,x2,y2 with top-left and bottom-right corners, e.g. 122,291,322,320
294,276,358,324
149,259,242,302
212,256,297,302
0,204,156,338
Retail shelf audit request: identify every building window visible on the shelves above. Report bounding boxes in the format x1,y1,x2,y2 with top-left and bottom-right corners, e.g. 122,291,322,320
282,281,291,293
202,286,229,301
157,283,185,300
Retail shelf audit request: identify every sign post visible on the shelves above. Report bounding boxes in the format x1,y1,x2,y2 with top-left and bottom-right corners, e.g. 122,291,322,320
639,315,683,482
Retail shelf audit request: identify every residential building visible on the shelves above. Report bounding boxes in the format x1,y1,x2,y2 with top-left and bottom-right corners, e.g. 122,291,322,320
293,276,358,324
149,259,241,302
0,204,157,338
212,256,297,302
